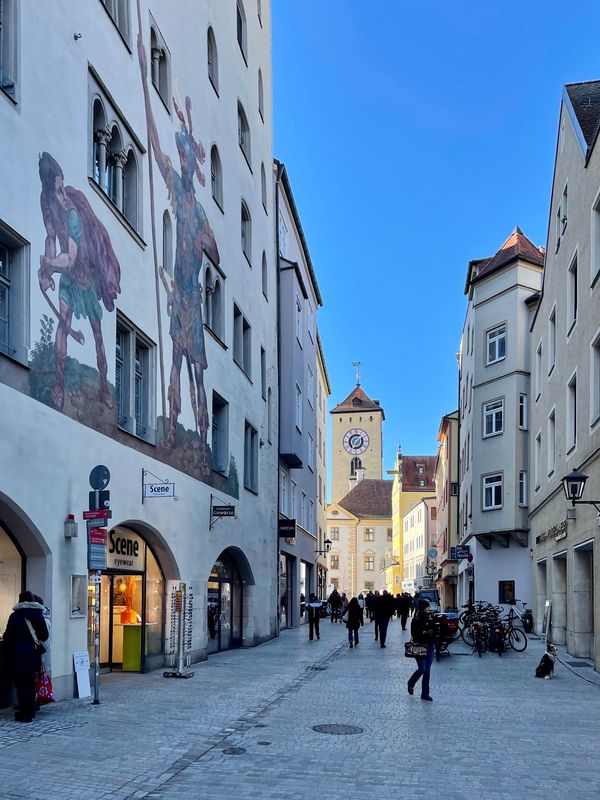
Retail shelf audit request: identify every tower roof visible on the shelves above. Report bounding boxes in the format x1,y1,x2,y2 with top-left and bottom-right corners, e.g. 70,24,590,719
330,386,385,418
465,227,544,293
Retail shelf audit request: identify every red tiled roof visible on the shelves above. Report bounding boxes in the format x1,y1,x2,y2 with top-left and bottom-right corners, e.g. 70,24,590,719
331,386,384,417
400,455,436,492
473,227,544,282
338,479,393,518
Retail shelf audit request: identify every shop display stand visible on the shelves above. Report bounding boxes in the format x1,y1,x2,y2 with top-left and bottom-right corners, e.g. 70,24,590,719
164,583,194,679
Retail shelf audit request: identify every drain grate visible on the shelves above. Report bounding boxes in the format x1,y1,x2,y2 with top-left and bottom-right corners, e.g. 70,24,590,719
312,723,363,736
566,660,593,668
223,747,246,755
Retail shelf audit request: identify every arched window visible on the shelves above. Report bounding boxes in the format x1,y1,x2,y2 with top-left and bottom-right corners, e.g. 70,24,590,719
150,26,169,104
107,124,123,205
162,210,173,275
211,145,223,208
350,457,362,476
122,149,138,227
92,99,108,189
261,251,268,298
260,162,267,211
237,102,250,165
267,387,273,443
258,69,264,120
207,27,219,93
212,277,222,338
241,201,251,263
237,0,247,61
204,266,214,329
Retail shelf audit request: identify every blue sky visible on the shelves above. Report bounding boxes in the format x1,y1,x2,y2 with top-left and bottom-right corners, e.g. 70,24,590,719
272,1,600,471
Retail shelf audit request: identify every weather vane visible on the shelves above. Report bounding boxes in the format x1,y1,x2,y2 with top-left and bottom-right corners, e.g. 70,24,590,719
352,361,361,386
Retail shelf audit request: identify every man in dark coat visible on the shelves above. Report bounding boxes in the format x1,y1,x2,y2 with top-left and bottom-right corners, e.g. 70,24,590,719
398,593,413,630
365,590,375,621
375,590,395,648
307,593,322,641
328,588,342,623
3,591,49,722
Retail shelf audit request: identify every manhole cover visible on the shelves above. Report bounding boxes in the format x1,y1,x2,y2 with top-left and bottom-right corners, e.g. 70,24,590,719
566,660,593,668
223,747,246,755
312,724,363,736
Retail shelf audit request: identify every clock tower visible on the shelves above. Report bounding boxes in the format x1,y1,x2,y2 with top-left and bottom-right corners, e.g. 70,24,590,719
330,384,384,503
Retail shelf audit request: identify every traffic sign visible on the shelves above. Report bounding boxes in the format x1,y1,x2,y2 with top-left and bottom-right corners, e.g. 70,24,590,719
83,509,112,520
427,547,438,560
467,552,474,563
89,465,110,490
89,490,110,511
451,545,471,560
466,564,474,578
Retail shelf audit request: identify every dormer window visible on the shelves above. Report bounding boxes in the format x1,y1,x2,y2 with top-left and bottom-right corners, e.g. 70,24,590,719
352,397,361,407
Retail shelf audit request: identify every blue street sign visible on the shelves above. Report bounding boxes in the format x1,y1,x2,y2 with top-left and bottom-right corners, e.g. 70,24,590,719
451,545,471,560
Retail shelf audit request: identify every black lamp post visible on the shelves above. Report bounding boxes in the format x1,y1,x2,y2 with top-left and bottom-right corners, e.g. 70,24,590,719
561,469,600,510
315,538,332,557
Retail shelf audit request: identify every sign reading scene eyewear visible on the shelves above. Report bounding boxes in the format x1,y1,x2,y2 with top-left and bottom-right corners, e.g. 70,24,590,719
107,529,145,571
143,482,175,498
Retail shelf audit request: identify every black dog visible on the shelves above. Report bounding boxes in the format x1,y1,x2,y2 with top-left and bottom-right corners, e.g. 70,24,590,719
535,644,556,679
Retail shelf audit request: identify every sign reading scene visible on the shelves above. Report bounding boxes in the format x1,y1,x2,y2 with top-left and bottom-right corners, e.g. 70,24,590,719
107,529,145,571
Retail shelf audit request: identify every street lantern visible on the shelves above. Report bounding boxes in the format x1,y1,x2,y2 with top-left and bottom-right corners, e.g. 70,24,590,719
315,538,332,557
562,469,589,505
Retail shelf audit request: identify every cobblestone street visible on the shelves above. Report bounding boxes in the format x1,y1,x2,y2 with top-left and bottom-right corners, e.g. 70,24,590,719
0,619,598,800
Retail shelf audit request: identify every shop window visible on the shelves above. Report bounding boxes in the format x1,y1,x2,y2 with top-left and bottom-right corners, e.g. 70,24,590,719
498,580,515,605
211,391,229,474
0,524,22,633
145,544,164,656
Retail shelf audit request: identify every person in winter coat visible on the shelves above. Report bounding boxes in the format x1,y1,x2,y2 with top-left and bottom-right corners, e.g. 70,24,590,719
398,593,412,631
375,590,395,648
3,591,49,722
357,593,365,626
307,593,322,641
344,597,362,648
407,599,436,701
365,590,375,622
328,588,342,623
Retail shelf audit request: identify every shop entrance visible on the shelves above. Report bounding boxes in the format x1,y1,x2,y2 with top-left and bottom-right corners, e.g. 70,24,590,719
88,527,165,673
207,550,243,654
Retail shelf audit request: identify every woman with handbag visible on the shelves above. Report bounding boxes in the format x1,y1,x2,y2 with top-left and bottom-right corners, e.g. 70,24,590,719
3,591,49,722
407,599,436,701
344,597,362,648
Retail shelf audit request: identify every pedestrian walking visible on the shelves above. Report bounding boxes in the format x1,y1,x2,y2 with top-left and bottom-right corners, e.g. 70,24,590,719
365,590,375,622
407,599,436,701
328,588,342,623
372,590,381,640
341,592,349,615
375,590,395,648
398,592,412,631
357,592,365,626
307,593,322,641
344,597,362,648
2,591,49,722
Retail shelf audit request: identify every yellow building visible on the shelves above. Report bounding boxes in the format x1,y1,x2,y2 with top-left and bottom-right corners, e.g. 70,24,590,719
385,450,437,591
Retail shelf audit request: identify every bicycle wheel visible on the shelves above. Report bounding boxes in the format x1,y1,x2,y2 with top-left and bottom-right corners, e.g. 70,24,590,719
460,624,475,646
508,627,528,651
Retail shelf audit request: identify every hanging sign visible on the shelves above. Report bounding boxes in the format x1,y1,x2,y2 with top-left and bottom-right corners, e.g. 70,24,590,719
278,519,297,537
212,505,235,517
143,482,175,498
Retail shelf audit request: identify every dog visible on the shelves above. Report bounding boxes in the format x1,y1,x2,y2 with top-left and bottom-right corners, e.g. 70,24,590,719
535,644,557,679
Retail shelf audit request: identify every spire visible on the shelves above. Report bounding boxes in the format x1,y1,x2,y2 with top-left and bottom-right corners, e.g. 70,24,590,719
352,360,361,386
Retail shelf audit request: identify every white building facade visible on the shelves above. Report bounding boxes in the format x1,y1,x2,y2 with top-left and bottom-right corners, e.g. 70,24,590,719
315,334,331,599
0,0,278,704
402,497,437,593
458,229,544,608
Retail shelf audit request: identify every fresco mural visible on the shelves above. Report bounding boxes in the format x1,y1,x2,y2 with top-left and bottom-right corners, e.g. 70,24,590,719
25,41,238,499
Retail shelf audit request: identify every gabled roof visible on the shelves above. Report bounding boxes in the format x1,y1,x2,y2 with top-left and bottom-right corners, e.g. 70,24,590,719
564,80,600,159
465,227,544,294
330,385,384,417
338,479,392,518
400,455,436,492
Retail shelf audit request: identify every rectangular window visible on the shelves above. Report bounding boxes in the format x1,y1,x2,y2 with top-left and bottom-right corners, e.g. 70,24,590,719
0,0,16,99
244,421,258,492
233,304,251,376
0,241,10,355
0,224,27,363
535,432,542,489
116,318,154,441
309,499,314,534
562,184,568,232
548,409,556,476
364,556,375,571
593,194,600,284
260,347,266,399
330,526,339,540
498,580,516,605
301,491,307,528
387,528,393,542
555,205,562,252
568,254,578,333
330,555,339,569
307,432,315,471
364,581,374,591
567,372,577,453
211,392,229,474
318,428,323,458
101,0,131,41
318,475,322,505
482,473,503,510
519,471,528,506
291,480,297,518
295,383,302,430
591,332,600,424
330,578,339,591
295,297,302,344
483,398,504,437
535,342,542,400
278,211,288,257
548,308,556,374
519,394,527,431
307,364,314,407
364,528,374,541
486,324,506,365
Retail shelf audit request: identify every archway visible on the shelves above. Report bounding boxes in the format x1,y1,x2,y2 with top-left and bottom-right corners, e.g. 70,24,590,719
207,547,255,654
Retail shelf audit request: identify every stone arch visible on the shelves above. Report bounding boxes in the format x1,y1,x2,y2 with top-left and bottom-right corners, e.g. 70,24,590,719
0,492,51,601
114,519,180,581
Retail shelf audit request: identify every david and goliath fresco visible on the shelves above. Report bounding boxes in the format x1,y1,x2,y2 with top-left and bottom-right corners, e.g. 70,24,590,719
27,27,238,497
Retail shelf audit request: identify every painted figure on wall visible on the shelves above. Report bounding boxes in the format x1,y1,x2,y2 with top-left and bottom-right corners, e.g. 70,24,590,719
138,35,220,473
38,152,121,410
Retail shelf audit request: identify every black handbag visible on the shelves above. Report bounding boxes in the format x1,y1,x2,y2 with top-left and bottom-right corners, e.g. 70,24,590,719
404,640,427,658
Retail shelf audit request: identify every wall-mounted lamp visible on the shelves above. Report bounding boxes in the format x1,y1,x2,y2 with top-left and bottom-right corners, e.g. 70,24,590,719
64,513,78,539
315,538,332,557
562,469,600,510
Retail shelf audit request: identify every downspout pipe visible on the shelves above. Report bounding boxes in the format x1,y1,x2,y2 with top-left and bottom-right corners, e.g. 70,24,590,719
274,160,284,636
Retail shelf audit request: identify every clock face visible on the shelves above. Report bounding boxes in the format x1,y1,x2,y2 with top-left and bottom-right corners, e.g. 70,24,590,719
343,428,369,455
